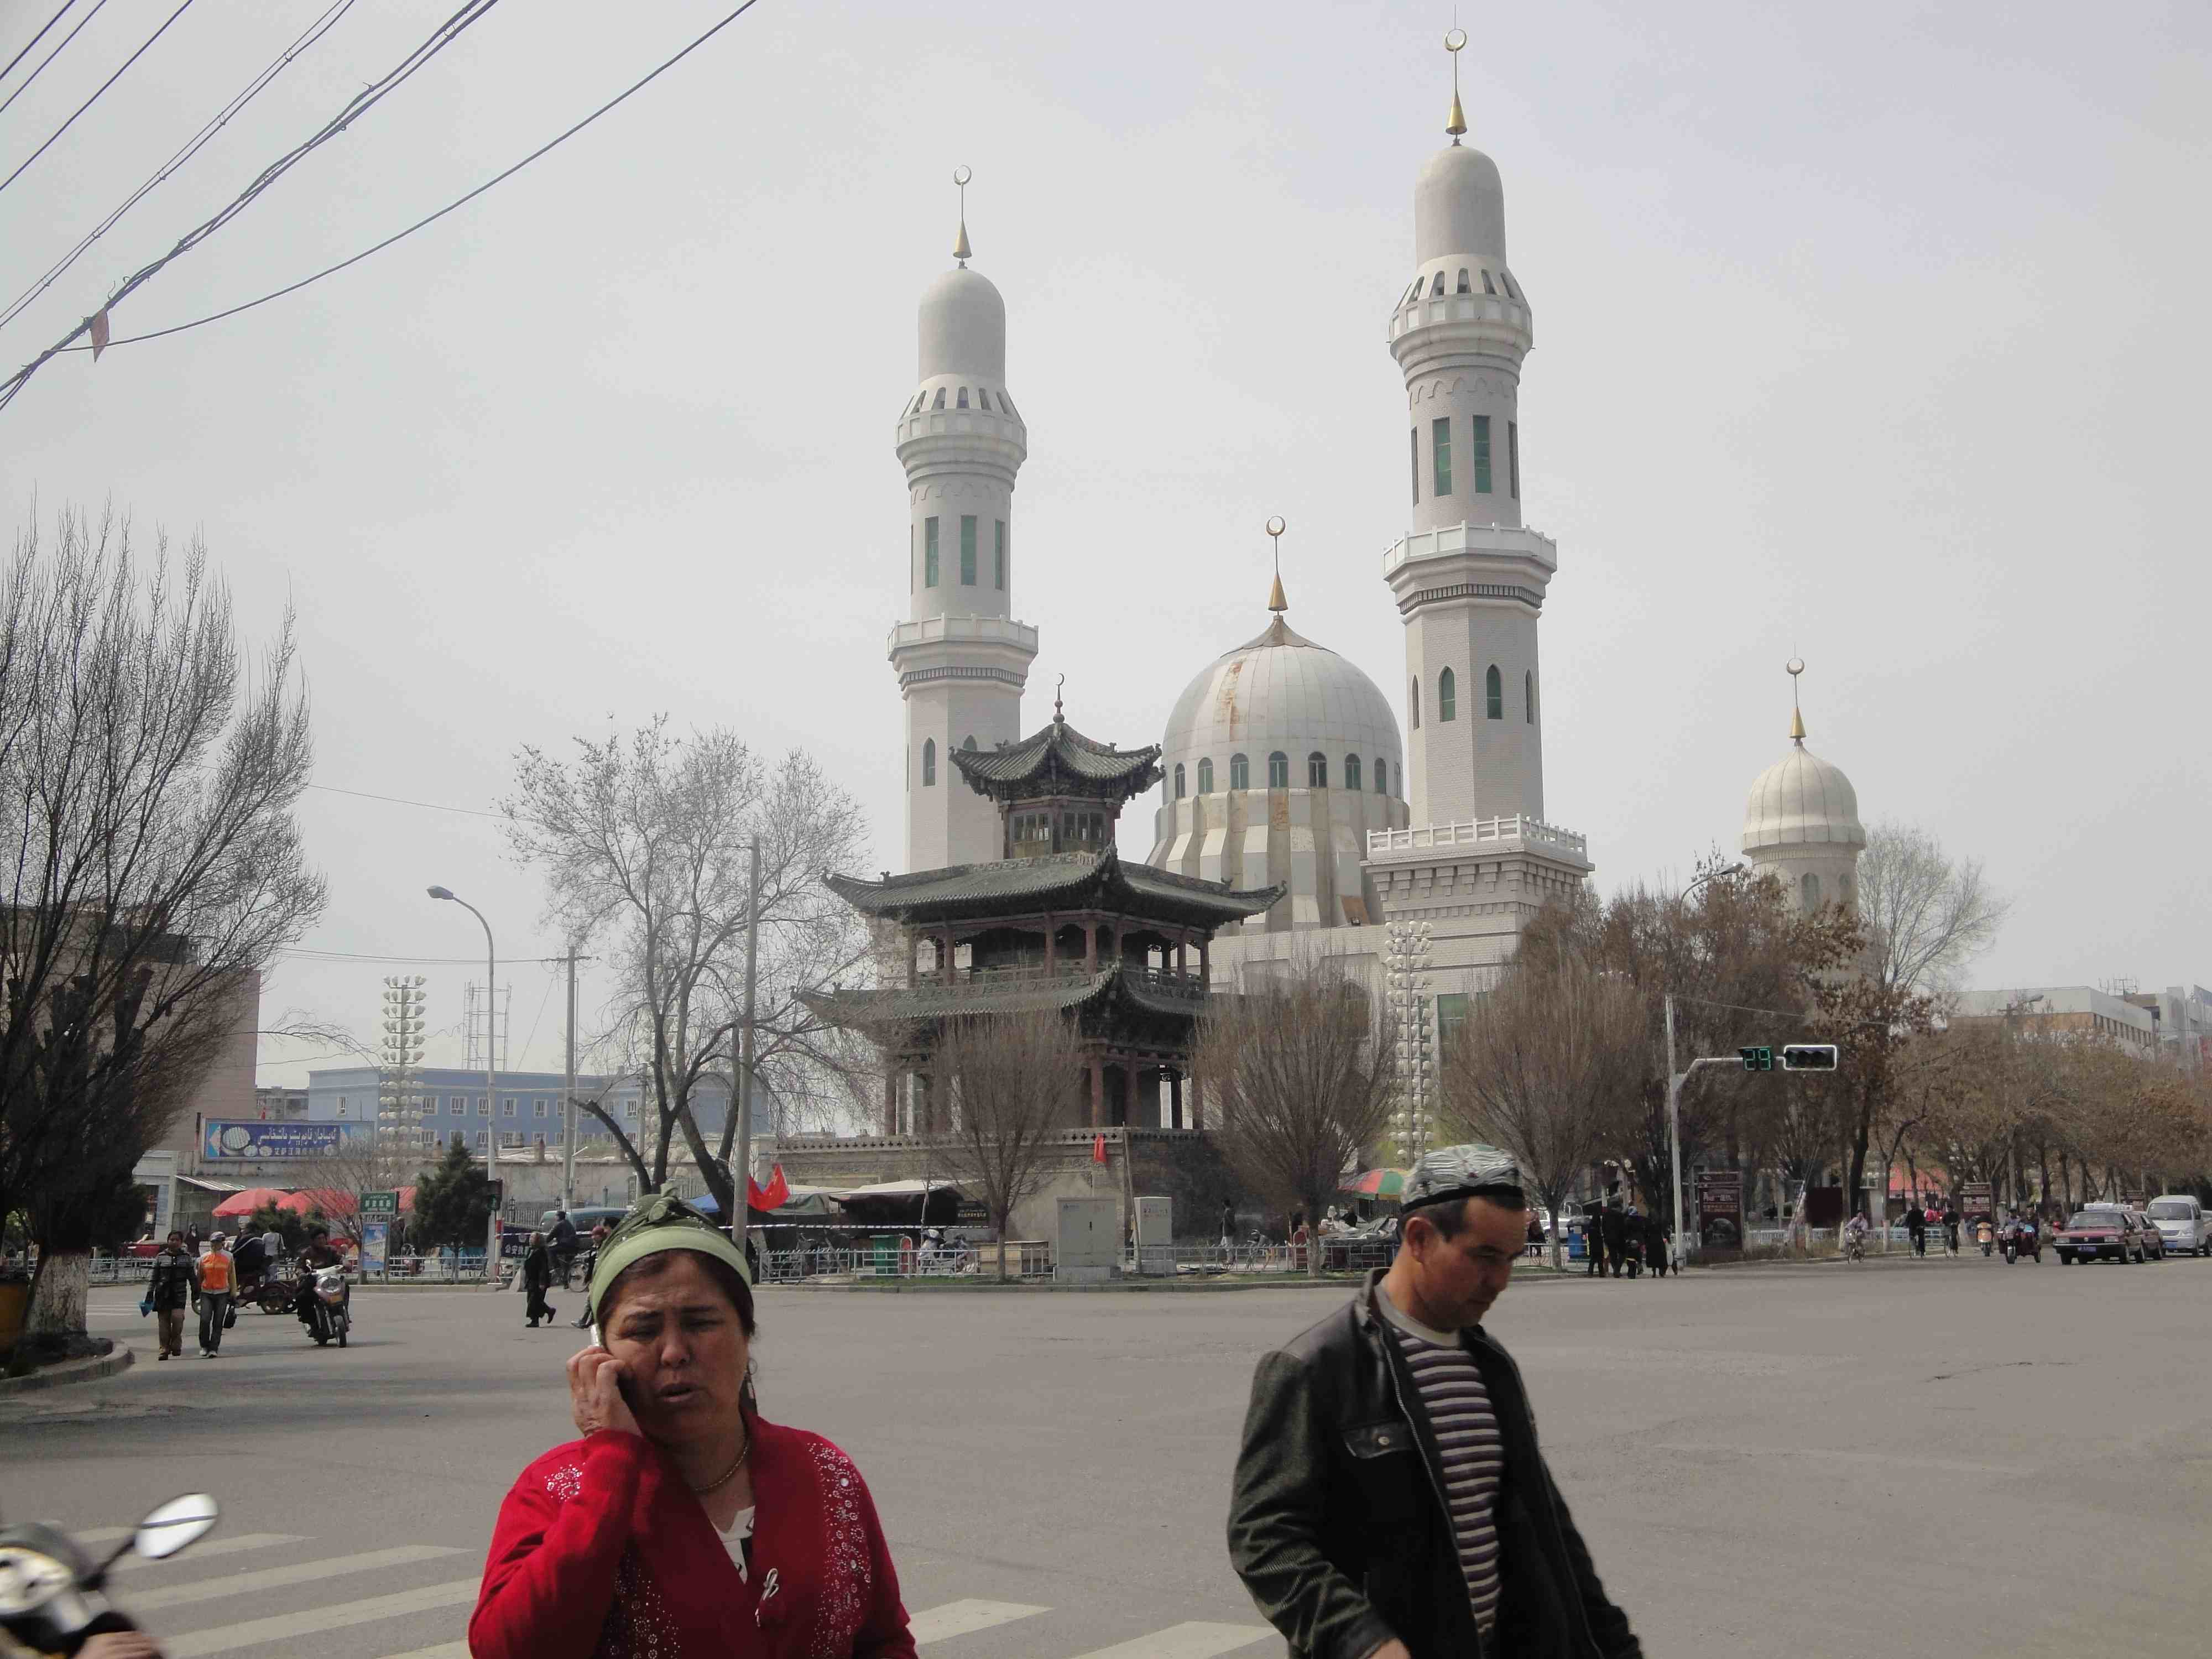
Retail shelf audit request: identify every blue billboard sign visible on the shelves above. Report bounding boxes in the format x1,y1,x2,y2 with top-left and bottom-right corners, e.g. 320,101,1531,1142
202,1120,367,1161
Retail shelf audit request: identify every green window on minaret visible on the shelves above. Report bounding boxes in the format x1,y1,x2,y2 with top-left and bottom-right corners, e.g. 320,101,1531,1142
994,520,1006,589
924,518,940,587
960,517,977,585
1410,429,1419,505
1486,664,1504,719
1473,415,1493,494
1438,666,1455,722
1431,418,1452,496
1508,421,1520,499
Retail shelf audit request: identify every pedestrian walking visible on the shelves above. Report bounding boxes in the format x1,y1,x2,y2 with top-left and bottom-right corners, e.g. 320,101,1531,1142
193,1233,235,1358
1600,1199,1629,1279
184,1225,201,1258
1644,1213,1670,1279
470,1193,916,1658
1942,1201,1961,1256
550,1209,580,1288
1620,1205,1643,1278
1228,1144,1642,1658
1906,1202,1927,1258
521,1232,557,1328
1220,1199,1236,1261
1580,1210,1606,1278
147,1230,196,1359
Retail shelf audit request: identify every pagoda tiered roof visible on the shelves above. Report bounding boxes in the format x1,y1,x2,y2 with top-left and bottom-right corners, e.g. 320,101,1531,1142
823,847,1282,930
952,714,1161,804
800,961,1215,1029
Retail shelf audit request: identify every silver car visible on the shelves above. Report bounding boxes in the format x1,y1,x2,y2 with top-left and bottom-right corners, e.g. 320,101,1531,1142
2145,1195,2209,1257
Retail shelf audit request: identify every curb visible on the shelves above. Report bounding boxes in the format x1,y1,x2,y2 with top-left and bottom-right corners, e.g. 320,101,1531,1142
766,1269,1594,1295
0,1339,134,1397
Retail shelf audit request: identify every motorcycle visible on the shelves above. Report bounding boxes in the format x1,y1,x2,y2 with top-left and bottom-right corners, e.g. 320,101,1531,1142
1976,1220,1995,1257
2003,1221,2041,1264
0,1492,218,1655
300,1265,351,1347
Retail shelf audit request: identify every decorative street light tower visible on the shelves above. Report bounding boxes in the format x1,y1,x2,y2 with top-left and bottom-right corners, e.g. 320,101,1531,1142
1386,919,1436,1166
429,885,502,1288
378,975,426,1181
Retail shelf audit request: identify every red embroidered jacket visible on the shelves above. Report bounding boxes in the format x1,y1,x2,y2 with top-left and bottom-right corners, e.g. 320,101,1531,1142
471,1419,915,1659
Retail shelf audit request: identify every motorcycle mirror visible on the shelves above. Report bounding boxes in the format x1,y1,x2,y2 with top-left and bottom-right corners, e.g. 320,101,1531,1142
132,1494,218,1561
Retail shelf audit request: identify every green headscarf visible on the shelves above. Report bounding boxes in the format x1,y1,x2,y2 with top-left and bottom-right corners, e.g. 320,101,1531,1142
586,1191,751,1327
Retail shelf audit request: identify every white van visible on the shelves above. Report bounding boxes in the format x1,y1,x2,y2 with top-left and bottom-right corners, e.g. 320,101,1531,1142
2144,1195,2208,1257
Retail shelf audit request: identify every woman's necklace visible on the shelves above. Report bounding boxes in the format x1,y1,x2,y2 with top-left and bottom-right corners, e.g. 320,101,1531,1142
688,1429,752,1496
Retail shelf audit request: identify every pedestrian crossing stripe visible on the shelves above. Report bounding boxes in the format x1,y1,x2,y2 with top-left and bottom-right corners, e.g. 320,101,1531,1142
166,1580,482,1658
907,1599,1051,1642
112,1533,304,1572
131,1544,465,1611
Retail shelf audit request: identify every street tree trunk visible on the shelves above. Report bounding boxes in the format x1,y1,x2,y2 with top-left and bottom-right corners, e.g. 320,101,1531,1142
26,1250,89,1344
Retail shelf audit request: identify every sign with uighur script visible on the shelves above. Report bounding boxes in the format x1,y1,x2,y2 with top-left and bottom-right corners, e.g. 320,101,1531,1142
202,1120,368,1160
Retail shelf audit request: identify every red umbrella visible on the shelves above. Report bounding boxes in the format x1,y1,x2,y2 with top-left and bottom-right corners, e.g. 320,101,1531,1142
211,1186,291,1218
1340,1168,1411,1199
282,1188,354,1218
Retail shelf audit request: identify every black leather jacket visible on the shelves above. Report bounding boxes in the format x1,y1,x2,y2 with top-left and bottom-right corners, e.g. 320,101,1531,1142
1228,1272,1640,1659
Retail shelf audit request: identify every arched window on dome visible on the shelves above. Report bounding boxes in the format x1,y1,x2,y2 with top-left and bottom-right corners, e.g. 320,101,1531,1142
1375,758,1388,796
1485,665,1503,720
1173,763,1186,800
922,739,936,787
1411,679,1421,729
1197,757,1214,794
1344,754,1361,792
931,387,946,410
1525,670,1535,724
1499,271,1517,300
1481,270,1498,296
1229,753,1249,791
1801,872,1822,909
1430,271,1446,298
957,387,969,409
1455,268,1470,294
1267,752,1290,789
1438,667,1456,723
1308,752,1327,787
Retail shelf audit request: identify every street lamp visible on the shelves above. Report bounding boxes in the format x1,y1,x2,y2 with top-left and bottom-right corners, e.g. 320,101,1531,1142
1663,863,1743,1267
429,885,502,1288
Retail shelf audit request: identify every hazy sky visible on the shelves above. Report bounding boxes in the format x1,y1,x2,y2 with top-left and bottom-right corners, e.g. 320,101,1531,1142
4,1,2206,1086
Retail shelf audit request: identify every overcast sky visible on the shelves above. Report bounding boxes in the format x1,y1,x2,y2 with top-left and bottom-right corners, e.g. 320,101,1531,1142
4,1,2206,1087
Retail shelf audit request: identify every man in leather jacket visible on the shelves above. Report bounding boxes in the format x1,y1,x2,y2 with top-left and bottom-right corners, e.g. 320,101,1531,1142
1229,1144,1641,1659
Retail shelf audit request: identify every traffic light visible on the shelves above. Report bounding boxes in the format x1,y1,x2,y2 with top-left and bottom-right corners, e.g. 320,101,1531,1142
1739,1046,1773,1072
1782,1044,1839,1072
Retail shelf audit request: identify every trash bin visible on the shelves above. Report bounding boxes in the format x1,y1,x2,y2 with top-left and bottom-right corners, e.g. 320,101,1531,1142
868,1234,902,1276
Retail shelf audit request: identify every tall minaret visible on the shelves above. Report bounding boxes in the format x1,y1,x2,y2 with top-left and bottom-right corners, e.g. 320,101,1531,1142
1384,32,1556,832
889,169,1037,872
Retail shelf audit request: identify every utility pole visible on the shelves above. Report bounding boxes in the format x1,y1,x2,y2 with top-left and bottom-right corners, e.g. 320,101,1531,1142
737,840,760,1250
1666,993,1683,1270
562,948,578,1213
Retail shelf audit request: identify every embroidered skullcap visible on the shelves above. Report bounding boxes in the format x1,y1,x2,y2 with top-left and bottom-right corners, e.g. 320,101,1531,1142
587,1190,750,1323
1401,1142,1526,1214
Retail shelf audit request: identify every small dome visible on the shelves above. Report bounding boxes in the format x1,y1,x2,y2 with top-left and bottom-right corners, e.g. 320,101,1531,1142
1415,144,1507,265
918,267,1005,381
1742,742,1866,854
1158,615,1404,794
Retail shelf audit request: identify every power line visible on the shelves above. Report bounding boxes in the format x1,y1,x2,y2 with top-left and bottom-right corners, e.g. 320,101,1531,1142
0,0,107,121
6,0,764,398
0,0,358,335
0,0,81,92
0,0,502,410
278,947,577,965
304,781,502,820
0,0,197,200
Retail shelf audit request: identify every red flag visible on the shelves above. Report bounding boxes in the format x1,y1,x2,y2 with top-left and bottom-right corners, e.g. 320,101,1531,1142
88,308,111,360
1092,1134,1107,1165
746,1164,790,1212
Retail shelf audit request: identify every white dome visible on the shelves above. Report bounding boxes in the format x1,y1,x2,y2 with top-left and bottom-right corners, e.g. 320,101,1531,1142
1158,615,1405,796
918,267,1005,380
1741,741,1866,854
1415,143,1507,264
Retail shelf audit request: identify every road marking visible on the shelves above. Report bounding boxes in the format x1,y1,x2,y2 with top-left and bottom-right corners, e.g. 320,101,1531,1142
372,1646,469,1659
114,1533,304,1571
1066,1623,1274,1659
132,1545,466,1610
910,1599,1052,1644
165,1579,481,1657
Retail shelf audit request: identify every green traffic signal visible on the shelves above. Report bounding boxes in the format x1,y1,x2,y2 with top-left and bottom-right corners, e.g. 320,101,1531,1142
1739,1046,1773,1072
1781,1044,1839,1072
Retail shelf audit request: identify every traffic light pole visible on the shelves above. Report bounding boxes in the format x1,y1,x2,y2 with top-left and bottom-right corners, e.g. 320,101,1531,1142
1667,1046,1752,1266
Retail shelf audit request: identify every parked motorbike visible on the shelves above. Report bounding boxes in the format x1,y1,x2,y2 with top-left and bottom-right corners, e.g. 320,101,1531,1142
300,1265,351,1347
0,1493,218,1655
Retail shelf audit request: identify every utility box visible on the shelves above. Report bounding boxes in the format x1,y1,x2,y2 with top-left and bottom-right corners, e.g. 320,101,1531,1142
1055,1196,1118,1285
1133,1196,1174,1276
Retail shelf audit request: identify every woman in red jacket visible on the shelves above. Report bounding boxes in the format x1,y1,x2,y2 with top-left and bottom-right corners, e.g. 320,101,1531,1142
471,1194,915,1659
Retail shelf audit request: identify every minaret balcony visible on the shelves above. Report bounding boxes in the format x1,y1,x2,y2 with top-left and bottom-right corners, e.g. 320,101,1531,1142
1366,813,1590,867
888,615,1039,686
1383,520,1557,584
1389,291,1532,342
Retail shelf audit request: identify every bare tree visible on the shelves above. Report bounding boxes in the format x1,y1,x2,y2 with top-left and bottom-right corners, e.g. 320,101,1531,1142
931,1006,1084,1280
0,507,325,1345
503,721,868,1216
1194,946,1395,1279
1439,938,1645,1269
1858,820,2007,998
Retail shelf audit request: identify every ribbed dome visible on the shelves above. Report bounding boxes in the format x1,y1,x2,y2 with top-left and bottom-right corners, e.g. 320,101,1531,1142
1741,742,1866,853
1158,615,1404,797
1415,143,1507,264
917,267,1005,380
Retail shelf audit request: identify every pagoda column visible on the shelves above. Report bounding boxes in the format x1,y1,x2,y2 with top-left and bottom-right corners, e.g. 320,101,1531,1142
883,1067,898,1136
1169,1069,1183,1130
1084,920,1096,973
1045,914,1056,972
1088,1052,1104,1128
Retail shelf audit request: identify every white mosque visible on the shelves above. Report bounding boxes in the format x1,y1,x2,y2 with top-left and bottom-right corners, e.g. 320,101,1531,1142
885,41,1864,1074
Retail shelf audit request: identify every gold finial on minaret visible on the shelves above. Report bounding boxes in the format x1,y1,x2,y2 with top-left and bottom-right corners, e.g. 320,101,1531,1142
1444,27,1468,143
952,165,973,265
1054,672,1066,723
1787,658,1807,743
1265,516,1288,612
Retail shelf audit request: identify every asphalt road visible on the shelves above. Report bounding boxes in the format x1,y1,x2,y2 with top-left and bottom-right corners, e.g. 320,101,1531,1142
7,1249,2209,1657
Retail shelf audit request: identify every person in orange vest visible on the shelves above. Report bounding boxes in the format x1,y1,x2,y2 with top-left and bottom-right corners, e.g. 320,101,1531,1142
192,1232,236,1358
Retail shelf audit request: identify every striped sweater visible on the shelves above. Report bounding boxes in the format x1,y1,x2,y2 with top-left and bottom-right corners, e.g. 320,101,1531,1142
1379,1291,1504,1639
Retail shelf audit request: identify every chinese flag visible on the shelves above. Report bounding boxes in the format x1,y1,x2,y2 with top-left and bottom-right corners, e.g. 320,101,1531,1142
1092,1135,1107,1165
747,1164,790,1212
